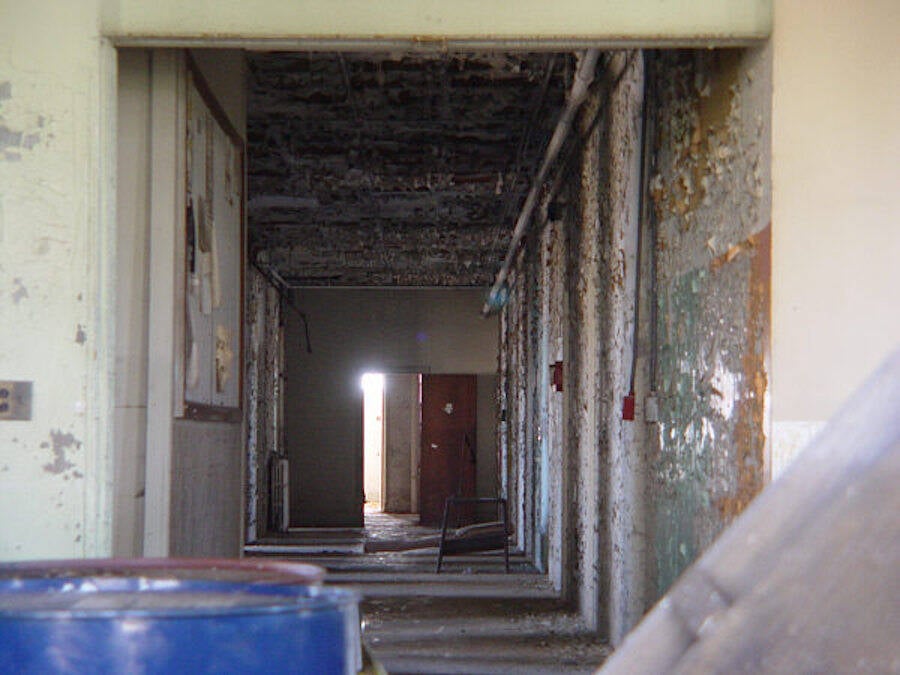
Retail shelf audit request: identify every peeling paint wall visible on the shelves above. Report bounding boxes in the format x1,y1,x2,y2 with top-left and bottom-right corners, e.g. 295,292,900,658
645,47,771,596
504,260,528,553
499,57,622,624
498,55,635,630
568,83,606,632
499,47,770,641
522,232,540,562
0,0,114,559
565,52,646,637
596,52,645,645
245,266,283,540
544,216,568,593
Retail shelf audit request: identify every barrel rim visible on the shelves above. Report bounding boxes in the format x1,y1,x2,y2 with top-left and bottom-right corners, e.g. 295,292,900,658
0,557,326,586
0,576,359,619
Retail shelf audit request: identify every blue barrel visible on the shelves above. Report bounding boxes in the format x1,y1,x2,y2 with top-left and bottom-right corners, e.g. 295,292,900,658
0,558,361,675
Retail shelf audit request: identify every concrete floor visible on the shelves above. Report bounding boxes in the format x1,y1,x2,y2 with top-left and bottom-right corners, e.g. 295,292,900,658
248,512,610,673
246,511,536,574
358,586,609,674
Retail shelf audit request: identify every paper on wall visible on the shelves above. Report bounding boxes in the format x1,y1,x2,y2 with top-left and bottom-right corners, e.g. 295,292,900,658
215,324,233,393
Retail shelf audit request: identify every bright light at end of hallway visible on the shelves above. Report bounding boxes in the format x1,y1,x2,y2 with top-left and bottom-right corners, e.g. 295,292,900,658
361,372,385,393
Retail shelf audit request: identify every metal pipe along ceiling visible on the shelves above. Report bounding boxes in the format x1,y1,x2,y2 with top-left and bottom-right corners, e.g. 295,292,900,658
482,48,601,316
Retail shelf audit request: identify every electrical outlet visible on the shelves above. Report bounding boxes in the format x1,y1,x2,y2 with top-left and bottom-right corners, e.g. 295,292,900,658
0,381,33,421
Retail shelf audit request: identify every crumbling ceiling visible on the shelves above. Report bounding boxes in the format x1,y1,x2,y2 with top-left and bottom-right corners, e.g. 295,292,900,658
247,51,569,286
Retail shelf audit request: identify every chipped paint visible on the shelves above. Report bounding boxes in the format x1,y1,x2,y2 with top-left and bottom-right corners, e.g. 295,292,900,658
245,267,284,540
0,82,49,162
42,429,81,475
497,52,649,637
717,224,770,520
75,324,87,344
647,48,771,596
11,277,28,304
568,81,606,633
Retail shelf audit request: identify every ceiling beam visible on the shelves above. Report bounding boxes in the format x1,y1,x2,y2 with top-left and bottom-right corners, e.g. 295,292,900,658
104,0,771,48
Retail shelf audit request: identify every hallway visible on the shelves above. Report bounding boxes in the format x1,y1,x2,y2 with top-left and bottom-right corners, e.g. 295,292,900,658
238,43,775,650
3,2,900,673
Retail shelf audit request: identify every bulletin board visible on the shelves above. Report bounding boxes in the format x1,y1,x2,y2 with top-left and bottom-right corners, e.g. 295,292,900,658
182,57,244,420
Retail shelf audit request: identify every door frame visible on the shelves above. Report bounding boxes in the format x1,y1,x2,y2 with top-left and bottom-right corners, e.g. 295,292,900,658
106,7,770,555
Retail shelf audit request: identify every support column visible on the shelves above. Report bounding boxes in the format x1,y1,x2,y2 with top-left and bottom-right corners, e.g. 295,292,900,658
569,84,606,634
596,52,647,645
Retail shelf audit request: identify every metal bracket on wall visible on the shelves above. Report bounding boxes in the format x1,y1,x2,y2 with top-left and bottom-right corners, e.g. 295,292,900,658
0,381,33,421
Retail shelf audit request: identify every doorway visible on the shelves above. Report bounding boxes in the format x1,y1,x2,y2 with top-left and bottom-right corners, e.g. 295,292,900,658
362,372,386,511
363,371,483,526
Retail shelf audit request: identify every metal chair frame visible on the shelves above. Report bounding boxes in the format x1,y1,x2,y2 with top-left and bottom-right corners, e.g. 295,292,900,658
435,496,510,573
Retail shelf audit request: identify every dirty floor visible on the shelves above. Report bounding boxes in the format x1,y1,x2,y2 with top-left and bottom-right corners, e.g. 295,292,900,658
248,512,610,673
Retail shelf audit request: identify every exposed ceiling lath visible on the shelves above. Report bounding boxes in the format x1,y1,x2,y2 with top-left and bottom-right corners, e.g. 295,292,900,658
247,52,569,286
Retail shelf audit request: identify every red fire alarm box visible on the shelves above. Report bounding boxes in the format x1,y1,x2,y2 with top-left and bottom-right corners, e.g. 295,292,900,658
622,394,636,421
551,361,564,392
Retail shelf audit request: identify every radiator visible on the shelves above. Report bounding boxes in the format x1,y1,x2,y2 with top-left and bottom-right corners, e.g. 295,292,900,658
269,457,290,532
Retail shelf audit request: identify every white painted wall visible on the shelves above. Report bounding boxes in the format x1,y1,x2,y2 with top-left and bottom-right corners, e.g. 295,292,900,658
0,0,115,560
771,0,900,474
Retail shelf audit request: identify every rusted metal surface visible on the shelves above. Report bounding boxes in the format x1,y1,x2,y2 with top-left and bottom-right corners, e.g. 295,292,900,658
491,48,771,640
419,375,477,526
715,225,770,520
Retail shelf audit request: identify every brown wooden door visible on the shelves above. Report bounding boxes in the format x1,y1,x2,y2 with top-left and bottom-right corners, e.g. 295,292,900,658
419,374,477,526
